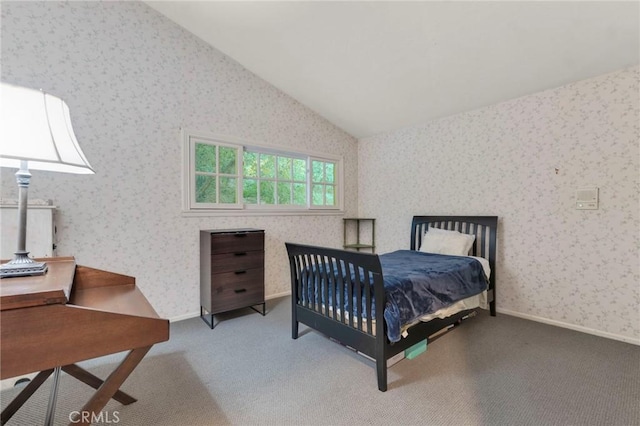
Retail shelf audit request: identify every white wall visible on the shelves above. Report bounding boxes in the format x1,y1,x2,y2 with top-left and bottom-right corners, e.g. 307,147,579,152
358,67,639,343
0,1,358,319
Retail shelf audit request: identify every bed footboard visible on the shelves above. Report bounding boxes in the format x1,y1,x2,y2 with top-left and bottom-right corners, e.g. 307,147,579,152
285,243,389,390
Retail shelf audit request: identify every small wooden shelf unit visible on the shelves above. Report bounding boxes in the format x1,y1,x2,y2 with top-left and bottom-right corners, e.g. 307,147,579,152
343,218,375,252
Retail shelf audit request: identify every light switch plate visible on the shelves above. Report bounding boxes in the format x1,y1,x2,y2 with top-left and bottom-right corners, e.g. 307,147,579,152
576,187,598,210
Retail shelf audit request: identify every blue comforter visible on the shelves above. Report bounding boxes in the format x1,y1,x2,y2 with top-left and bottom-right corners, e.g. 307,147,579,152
380,250,487,342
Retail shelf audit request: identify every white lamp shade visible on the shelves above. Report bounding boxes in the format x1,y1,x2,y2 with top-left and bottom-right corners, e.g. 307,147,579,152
0,82,94,174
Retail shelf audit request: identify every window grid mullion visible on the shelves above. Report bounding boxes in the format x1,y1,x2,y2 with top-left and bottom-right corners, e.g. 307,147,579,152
215,145,220,204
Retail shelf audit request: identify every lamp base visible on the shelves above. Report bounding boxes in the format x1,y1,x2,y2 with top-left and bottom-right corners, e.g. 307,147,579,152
0,252,48,278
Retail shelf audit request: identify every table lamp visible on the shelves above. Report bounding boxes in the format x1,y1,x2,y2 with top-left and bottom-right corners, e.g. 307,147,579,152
0,82,94,278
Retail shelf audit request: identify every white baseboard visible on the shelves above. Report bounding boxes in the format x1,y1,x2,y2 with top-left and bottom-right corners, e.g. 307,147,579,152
170,311,200,322
266,290,291,300
497,308,640,346
169,291,292,323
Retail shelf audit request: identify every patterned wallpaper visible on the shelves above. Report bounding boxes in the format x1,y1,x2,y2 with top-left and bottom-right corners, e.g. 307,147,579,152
359,66,640,343
0,1,358,319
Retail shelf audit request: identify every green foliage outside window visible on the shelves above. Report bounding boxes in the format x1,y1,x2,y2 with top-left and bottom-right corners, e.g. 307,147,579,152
277,182,291,204
219,177,237,204
293,159,306,181
259,180,275,204
195,144,215,173
243,152,257,177
311,160,336,206
196,175,216,203
194,142,238,205
278,157,292,180
243,179,257,204
293,183,306,205
219,147,237,175
242,151,314,207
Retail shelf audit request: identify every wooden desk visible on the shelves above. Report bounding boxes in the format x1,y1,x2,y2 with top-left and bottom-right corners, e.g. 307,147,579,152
0,257,169,425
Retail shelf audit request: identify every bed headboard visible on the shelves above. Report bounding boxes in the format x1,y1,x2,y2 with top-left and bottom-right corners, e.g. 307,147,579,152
411,216,497,256
410,215,498,309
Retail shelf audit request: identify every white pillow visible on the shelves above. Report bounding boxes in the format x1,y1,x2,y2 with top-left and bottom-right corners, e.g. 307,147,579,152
419,227,475,256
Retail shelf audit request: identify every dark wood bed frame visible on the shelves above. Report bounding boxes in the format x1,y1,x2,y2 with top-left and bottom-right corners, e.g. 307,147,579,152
285,215,498,391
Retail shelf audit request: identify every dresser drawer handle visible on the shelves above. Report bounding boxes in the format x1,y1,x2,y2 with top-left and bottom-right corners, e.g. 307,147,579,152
234,270,247,275
234,252,247,256
234,288,247,294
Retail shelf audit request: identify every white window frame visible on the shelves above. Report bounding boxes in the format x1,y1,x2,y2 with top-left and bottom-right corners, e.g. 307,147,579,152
182,129,344,215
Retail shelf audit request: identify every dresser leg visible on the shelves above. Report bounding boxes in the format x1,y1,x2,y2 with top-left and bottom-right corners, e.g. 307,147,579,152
248,302,266,316
200,306,216,329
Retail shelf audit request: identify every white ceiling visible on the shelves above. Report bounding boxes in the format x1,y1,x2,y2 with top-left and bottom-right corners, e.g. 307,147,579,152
145,1,640,139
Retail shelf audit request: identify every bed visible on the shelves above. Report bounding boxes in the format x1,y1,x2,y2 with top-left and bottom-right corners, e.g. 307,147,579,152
285,215,498,391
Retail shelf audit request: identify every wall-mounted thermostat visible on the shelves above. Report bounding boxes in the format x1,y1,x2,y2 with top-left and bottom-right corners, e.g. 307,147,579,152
576,187,599,210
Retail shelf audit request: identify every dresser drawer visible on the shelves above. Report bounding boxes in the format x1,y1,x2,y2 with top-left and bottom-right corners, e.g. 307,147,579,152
210,232,264,255
210,251,264,274
210,268,264,313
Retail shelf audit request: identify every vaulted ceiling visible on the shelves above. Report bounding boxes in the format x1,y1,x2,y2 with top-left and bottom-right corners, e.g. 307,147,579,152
145,1,639,139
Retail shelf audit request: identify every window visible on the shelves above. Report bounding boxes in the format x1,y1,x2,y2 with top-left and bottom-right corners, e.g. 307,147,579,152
311,159,336,207
242,151,309,206
183,131,342,213
192,140,241,208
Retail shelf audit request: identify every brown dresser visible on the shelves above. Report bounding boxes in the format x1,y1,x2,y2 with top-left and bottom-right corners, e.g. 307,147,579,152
200,228,265,328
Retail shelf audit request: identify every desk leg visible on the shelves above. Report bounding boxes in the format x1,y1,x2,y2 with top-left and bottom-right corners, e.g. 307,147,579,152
61,364,136,405
70,346,151,426
44,367,62,426
1,369,54,425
